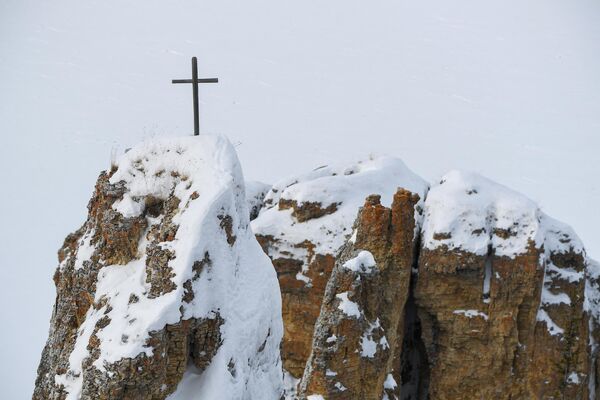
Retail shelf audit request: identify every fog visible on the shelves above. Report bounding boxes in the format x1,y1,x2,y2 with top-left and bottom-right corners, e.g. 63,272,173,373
1,0,599,397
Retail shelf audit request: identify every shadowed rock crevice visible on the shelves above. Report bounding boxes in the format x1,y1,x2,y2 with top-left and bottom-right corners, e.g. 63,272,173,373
482,243,493,303
399,236,430,400
399,292,430,400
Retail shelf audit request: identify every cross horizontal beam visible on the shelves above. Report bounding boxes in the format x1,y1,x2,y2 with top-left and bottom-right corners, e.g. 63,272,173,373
172,78,218,84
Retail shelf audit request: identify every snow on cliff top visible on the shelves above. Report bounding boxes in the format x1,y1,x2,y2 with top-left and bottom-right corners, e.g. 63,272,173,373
57,135,283,399
422,171,591,340
422,170,584,258
252,156,429,258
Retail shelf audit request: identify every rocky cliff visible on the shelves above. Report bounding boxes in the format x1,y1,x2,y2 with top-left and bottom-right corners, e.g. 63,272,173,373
283,168,599,400
250,157,427,397
34,137,600,400
33,136,283,400
414,171,592,400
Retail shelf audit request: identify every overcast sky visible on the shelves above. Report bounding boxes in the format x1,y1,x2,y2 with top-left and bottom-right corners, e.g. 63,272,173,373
1,0,599,397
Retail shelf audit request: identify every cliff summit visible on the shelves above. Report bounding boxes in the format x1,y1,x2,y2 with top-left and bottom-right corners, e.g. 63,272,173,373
34,135,600,400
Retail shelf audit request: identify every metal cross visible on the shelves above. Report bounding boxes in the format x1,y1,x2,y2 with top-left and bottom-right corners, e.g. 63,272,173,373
172,57,218,135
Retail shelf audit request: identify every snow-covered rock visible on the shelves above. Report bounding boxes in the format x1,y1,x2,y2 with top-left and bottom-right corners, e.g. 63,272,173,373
422,170,584,258
33,138,600,400
245,180,271,221
251,156,427,391
34,136,283,400
416,170,595,399
254,156,428,259
299,189,423,399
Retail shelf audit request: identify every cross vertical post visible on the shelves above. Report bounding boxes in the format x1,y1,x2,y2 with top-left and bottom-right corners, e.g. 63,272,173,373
172,57,218,136
192,57,199,135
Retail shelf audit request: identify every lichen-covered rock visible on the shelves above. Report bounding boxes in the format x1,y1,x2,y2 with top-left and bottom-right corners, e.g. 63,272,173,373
251,157,428,396
413,170,596,400
586,258,600,399
35,142,600,400
33,136,283,400
298,189,422,399
294,169,600,400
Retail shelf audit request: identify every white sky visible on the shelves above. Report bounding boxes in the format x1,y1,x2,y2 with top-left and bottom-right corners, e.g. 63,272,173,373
1,0,599,397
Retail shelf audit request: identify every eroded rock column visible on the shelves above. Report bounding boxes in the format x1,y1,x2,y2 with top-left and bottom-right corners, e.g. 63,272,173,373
299,189,421,399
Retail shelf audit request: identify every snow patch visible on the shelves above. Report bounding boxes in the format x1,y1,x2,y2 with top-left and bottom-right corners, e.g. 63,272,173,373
536,309,564,336
282,371,300,400
296,272,312,285
482,252,492,302
112,195,144,218
360,319,387,358
453,309,489,320
245,180,270,219
384,373,397,389
73,230,95,270
343,250,376,274
361,335,378,358
585,259,600,320
326,334,337,343
336,292,361,318
348,229,358,244
567,372,581,384
546,261,584,283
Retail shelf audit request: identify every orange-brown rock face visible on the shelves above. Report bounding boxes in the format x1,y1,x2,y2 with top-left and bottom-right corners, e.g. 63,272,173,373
298,190,421,399
255,223,336,379
251,157,429,394
34,170,149,400
415,244,590,399
413,170,594,400
293,169,600,400
257,203,338,379
35,144,600,400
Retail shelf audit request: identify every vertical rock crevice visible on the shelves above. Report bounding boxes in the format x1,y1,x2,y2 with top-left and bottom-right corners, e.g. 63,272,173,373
399,277,430,400
397,186,430,400
482,243,493,304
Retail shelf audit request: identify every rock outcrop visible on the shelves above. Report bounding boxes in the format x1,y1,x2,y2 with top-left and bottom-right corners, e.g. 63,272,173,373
294,169,600,400
33,136,283,400
251,157,428,395
415,171,593,400
35,140,600,400
298,190,422,399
